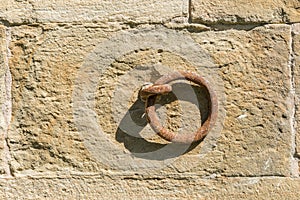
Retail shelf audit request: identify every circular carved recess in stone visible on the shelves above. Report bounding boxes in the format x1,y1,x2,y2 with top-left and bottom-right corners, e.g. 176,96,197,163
73,26,226,172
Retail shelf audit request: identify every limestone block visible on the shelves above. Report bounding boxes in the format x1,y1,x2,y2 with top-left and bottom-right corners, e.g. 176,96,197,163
0,0,187,24
0,0,33,25
7,23,293,178
185,24,293,176
191,0,300,24
0,26,6,175
294,24,300,169
0,25,10,176
7,24,121,174
0,176,299,199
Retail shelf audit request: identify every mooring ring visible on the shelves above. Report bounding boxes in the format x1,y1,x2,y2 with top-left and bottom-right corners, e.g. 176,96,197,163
141,71,218,144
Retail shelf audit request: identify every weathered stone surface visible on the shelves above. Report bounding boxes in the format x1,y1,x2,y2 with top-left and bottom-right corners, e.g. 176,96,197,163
0,0,33,25
0,26,6,175
188,24,292,176
0,25,10,176
7,24,124,173
0,0,299,199
0,0,188,24
7,23,293,178
191,0,300,24
294,23,300,170
0,175,299,199
7,25,221,174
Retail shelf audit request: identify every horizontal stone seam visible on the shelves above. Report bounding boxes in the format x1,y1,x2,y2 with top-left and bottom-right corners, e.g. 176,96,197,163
191,21,300,26
1,174,298,180
0,16,188,27
0,18,298,31
191,21,300,25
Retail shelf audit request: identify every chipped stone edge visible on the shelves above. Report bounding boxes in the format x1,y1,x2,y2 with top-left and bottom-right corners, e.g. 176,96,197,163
290,24,299,177
0,27,12,178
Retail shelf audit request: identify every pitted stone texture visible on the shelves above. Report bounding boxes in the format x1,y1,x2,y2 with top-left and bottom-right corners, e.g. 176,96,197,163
9,24,221,175
8,24,293,177
72,27,225,173
9,25,291,177
0,0,187,24
186,24,292,176
191,0,300,24
0,25,10,175
294,23,300,169
0,0,33,25
0,176,300,199
97,50,205,144
7,24,127,174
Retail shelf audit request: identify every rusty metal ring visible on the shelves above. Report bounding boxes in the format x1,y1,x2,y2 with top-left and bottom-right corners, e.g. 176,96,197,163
143,71,218,144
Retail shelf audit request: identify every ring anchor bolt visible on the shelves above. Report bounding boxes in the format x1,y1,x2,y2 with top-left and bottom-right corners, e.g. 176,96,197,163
139,82,172,102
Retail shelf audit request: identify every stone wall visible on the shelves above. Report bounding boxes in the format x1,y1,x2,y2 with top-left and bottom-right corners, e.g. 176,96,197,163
0,0,299,199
